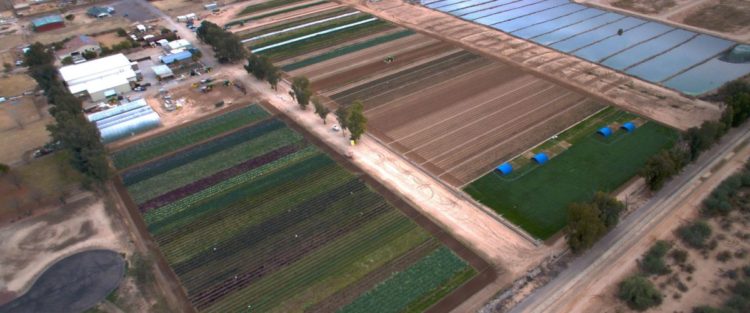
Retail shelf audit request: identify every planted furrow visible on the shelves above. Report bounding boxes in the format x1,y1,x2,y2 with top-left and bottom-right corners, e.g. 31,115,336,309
138,143,304,212
190,199,391,309
122,118,282,186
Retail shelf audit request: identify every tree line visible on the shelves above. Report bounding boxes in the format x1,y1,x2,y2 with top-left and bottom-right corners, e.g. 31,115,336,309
196,21,246,63
566,191,625,253
25,42,110,185
641,80,750,191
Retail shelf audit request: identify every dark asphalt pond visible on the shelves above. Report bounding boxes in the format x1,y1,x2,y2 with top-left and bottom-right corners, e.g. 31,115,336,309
0,250,125,313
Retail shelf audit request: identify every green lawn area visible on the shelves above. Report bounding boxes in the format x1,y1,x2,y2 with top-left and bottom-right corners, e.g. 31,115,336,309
464,122,679,239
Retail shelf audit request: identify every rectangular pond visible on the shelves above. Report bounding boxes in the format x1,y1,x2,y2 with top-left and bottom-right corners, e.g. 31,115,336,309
574,22,673,63
475,0,569,25
550,17,645,53
626,34,736,83
512,8,606,39
493,4,587,33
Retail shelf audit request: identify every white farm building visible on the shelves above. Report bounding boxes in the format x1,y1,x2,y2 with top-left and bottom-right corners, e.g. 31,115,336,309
59,54,138,101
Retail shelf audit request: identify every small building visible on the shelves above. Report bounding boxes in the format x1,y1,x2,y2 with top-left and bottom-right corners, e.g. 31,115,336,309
151,64,174,80
532,153,549,165
621,122,636,132
86,6,114,18
32,15,64,32
204,3,219,12
160,50,192,64
163,39,193,52
56,35,101,62
597,127,613,138
59,54,138,101
496,163,513,176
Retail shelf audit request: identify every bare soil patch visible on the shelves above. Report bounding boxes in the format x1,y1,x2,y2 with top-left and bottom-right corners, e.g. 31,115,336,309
610,0,678,14
679,0,750,34
29,16,132,45
92,32,127,47
0,115,52,164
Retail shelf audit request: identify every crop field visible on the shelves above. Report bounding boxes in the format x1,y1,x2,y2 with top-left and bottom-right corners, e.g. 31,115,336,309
425,0,750,95
326,49,602,186
464,121,678,239
113,107,483,312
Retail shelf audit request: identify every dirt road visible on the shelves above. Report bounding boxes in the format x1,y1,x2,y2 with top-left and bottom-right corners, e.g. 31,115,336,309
510,120,750,313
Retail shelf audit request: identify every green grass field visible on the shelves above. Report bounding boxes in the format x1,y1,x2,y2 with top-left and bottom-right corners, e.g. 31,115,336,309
465,122,678,239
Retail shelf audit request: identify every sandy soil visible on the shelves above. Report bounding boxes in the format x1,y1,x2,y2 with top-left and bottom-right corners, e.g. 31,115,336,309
0,34,23,51
676,0,750,37
535,135,750,313
348,0,720,130
0,116,52,164
0,193,128,296
92,32,127,47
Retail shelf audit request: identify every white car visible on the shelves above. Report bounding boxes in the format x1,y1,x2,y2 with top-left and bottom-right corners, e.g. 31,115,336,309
332,124,340,132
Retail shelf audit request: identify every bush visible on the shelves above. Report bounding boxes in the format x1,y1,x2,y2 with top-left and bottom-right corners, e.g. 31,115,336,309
717,251,733,262
116,28,127,37
692,306,731,313
678,221,712,248
82,50,97,60
618,275,663,311
640,241,672,275
3,62,12,73
671,249,689,264
65,14,74,21
61,56,73,65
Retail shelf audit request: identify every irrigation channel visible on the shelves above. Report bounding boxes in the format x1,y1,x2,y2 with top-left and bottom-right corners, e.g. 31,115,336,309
0,250,125,313
424,0,750,95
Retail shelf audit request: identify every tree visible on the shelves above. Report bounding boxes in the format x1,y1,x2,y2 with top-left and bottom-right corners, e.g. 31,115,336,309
592,191,624,229
191,49,203,62
61,56,73,65
618,275,662,311
197,21,246,63
347,100,367,142
24,42,54,67
641,149,682,191
335,105,350,137
82,50,97,60
292,76,311,109
116,28,127,37
262,57,279,90
313,98,329,124
566,202,606,253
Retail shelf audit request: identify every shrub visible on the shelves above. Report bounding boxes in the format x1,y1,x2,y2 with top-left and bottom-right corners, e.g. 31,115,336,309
618,275,663,311
717,251,733,263
692,306,730,313
678,221,712,248
640,241,672,275
116,28,127,37
61,56,73,65
65,14,74,21
671,249,689,264
3,62,11,73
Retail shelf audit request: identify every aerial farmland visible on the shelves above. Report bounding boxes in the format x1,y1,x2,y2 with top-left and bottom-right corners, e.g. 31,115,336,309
1,0,749,312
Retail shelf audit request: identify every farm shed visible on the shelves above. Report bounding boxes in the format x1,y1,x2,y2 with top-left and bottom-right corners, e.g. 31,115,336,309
59,54,138,101
496,163,513,176
204,3,219,11
621,122,636,132
56,35,101,62
163,39,193,52
32,15,64,32
94,99,161,143
532,153,549,165
597,127,613,138
151,65,174,80
160,50,192,64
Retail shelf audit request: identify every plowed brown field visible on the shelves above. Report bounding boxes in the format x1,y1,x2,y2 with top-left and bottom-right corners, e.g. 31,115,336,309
326,48,602,186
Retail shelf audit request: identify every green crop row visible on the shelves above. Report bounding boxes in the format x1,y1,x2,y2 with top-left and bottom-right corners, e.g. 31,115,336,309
127,127,302,204
112,106,269,169
339,246,471,313
236,0,306,16
144,146,320,228
248,12,374,48
224,1,328,26
282,29,414,72
205,210,424,312
259,20,393,61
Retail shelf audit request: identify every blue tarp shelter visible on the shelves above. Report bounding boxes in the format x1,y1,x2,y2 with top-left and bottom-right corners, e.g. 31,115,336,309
621,122,636,132
160,50,192,64
597,127,613,137
532,153,549,165
497,163,513,175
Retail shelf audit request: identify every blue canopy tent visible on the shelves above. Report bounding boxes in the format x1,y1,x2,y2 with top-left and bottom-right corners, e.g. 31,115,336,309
496,163,513,175
597,127,613,137
621,122,636,132
532,153,549,165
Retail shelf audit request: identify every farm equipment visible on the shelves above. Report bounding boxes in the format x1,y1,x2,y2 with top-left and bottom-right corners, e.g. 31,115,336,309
223,80,232,86
384,55,394,63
